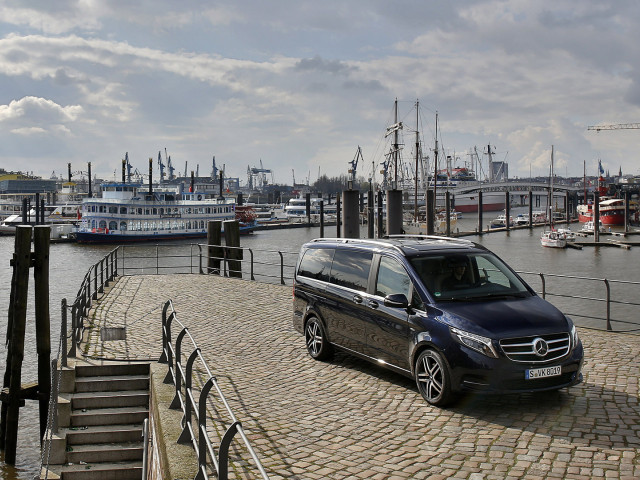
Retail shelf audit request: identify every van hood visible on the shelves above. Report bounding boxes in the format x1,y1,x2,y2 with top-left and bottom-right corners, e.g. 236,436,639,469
438,295,570,337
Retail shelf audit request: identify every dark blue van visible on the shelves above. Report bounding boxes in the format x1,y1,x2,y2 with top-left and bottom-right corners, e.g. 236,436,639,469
293,235,583,406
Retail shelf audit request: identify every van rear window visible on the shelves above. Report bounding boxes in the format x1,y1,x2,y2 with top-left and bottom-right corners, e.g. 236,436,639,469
298,248,334,282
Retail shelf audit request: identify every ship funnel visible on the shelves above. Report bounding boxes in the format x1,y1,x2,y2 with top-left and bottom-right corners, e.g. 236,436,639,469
88,162,92,198
148,157,153,195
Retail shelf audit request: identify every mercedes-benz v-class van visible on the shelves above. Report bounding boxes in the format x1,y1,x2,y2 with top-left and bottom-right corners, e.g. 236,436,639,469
293,236,583,406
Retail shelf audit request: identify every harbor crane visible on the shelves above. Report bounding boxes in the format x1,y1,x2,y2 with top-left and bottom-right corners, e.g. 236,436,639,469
247,159,273,190
348,146,363,182
211,156,219,180
157,151,165,182
166,155,175,180
587,123,640,132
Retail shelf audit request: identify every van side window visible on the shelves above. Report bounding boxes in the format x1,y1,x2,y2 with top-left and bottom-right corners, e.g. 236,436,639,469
330,249,372,292
298,248,334,282
375,256,411,299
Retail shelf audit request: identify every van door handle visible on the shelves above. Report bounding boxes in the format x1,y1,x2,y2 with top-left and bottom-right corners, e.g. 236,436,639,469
368,300,379,309
353,294,363,304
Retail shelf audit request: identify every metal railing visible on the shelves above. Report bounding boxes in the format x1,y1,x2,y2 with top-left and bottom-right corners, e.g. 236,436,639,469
69,248,119,356
159,300,269,480
517,271,640,332
65,244,638,363
197,244,298,285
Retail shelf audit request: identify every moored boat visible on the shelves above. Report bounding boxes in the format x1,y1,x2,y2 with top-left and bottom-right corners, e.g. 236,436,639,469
490,213,513,228
580,220,605,234
0,203,81,235
598,198,626,226
556,227,576,242
540,229,567,248
74,182,250,243
283,196,337,222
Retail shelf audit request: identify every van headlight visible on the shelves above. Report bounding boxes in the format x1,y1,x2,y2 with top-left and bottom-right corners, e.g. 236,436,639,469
450,327,498,358
570,323,580,351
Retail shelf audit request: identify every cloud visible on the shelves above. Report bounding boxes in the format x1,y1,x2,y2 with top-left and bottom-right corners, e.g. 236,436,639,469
0,96,82,122
1,1,640,180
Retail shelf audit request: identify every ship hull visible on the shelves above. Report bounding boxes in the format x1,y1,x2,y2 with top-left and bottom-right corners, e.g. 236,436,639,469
451,192,506,213
75,225,254,244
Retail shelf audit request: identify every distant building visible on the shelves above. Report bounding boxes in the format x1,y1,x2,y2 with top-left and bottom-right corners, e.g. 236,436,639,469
0,173,57,194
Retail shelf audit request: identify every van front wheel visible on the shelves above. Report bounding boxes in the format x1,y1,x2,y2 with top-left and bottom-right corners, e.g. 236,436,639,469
415,349,453,406
305,317,333,361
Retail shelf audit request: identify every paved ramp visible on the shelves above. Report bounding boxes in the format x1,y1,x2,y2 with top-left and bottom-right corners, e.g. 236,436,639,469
85,274,640,479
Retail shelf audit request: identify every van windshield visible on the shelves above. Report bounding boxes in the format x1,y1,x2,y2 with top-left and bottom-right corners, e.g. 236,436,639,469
409,253,531,302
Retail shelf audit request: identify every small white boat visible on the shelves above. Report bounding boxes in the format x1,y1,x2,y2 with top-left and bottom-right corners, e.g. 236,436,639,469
490,214,513,228
540,230,567,248
580,221,605,233
556,227,576,242
514,214,529,226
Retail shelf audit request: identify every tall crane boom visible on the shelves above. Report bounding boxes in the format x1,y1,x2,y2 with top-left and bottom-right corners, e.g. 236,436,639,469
587,123,640,132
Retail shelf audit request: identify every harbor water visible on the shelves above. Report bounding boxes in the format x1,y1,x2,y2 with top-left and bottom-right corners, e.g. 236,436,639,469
1,213,639,479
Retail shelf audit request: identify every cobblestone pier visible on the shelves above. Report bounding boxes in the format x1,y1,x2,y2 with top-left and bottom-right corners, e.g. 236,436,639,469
83,274,639,479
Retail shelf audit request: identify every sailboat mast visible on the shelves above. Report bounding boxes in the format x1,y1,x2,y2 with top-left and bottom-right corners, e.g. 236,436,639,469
550,145,554,228
433,112,438,210
583,160,586,206
415,100,419,221
394,98,399,188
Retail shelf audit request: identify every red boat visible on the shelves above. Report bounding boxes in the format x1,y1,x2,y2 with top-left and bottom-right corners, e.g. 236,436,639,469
598,198,626,226
577,173,609,223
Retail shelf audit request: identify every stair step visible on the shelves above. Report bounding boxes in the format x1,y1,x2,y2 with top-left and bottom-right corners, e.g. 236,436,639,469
64,424,143,445
71,406,148,427
55,461,142,480
75,375,149,393
72,390,149,410
75,363,150,378
67,442,143,464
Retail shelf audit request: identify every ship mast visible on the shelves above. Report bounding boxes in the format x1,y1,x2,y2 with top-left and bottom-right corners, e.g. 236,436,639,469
394,99,399,188
433,112,438,211
414,100,419,221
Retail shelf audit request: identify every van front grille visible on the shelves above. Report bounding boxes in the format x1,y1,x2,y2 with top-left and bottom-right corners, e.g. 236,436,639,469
499,333,570,363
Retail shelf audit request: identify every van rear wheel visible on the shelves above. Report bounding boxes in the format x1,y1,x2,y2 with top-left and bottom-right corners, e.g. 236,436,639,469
305,317,333,361
415,349,453,406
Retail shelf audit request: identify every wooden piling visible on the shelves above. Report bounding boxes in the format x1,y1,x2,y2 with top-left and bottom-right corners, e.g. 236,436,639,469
223,220,243,278
1,226,31,464
33,226,51,443
336,194,341,238
477,192,484,234
207,221,223,274
319,201,325,238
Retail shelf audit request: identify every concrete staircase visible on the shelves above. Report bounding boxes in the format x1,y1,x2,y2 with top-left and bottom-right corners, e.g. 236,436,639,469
43,362,150,480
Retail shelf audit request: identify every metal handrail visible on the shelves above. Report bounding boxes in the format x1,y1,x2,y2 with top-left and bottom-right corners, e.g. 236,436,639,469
516,270,640,332
159,300,269,480
66,244,639,362
69,248,119,356
196,244,298,285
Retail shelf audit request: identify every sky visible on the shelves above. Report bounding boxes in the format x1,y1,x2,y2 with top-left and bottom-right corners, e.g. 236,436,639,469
1,0,640,188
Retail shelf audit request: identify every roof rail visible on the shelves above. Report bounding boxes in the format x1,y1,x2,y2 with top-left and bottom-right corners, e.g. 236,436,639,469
308,237,407,252
308,235,477,250
384,234,476,246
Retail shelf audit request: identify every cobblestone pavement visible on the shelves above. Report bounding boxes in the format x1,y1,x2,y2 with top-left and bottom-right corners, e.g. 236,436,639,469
83,274,640,479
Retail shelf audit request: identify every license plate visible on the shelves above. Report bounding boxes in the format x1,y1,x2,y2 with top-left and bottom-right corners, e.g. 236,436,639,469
525,365,561,380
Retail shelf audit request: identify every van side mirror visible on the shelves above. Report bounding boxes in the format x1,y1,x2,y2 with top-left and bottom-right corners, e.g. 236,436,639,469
384,293,409,309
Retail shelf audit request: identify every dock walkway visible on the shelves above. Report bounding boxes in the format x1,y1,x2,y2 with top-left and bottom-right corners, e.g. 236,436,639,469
84,274,639,479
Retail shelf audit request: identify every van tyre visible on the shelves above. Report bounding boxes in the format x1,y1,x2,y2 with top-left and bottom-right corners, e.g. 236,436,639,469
305,317,333,361
415,349,453,406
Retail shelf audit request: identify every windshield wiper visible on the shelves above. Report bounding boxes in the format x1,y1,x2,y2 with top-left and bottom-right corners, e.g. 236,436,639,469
441,292,528,302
